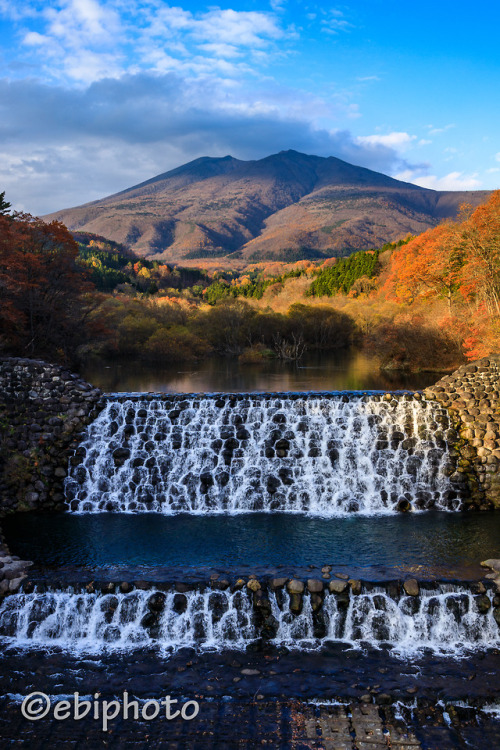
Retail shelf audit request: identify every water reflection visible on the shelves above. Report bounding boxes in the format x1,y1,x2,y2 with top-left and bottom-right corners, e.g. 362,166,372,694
81,350,441,393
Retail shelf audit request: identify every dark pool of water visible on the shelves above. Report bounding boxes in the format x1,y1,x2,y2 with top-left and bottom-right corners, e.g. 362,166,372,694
80,351,442,394
4,512,500,580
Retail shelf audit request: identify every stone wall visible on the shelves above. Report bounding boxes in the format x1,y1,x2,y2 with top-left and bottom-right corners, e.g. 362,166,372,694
0,357,103,517
424,356,500,509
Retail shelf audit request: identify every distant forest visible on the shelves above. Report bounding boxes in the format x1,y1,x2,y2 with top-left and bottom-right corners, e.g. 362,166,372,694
1,190,499,371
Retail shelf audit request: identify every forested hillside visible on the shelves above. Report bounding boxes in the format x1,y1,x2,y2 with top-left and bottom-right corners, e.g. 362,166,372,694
1,190,499,372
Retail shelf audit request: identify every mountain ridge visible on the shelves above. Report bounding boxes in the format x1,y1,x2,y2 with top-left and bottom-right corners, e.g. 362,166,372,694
44,150,492,262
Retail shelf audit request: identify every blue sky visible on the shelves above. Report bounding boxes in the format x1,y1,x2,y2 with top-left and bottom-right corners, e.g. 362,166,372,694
1,0,499,214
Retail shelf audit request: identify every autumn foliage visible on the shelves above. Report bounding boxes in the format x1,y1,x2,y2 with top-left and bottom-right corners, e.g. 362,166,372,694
384,191,500,360
1,189,499,372
0,212,101,363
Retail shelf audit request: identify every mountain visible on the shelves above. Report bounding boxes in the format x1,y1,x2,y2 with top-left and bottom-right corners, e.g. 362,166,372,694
44,150,491,262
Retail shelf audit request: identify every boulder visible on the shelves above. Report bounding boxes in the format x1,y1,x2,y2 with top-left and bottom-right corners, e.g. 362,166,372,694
475,594,491,614
470,582,486,595
287,579,305,594
310,593,323,612
247,579,261,592
403,579,420,597
269,577,288,590
329,580,348,594
481,559,500,572
148,592,167,612
348,579,362,595
289,593,303,614
307,579,323,594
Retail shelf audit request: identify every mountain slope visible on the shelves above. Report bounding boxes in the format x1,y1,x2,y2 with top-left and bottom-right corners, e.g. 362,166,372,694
44,150,491,261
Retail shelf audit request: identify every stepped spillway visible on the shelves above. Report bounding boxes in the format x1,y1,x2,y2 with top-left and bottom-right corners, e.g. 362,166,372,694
0,584,497,657
65,393,462,514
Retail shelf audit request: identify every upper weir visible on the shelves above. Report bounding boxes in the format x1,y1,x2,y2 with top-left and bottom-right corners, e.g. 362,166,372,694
65,391,463,515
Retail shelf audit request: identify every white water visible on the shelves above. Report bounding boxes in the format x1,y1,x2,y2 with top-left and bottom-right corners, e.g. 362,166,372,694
0,585,496,657
65,395,459,515
270,586,500,657
0,589,253,653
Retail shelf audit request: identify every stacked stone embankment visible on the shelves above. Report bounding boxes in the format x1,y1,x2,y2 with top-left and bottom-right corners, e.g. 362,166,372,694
0,358,104,517
0,358,103,595
424,356,500,509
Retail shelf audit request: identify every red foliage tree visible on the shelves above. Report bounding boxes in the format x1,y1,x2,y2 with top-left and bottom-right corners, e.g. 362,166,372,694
459,191,500,313
0,212,99,363
383,190,500,360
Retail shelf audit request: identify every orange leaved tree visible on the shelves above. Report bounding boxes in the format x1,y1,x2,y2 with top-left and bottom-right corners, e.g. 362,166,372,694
458,190,500,314
385,223,463,309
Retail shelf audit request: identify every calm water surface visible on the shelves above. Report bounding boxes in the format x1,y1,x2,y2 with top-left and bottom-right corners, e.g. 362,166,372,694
81,351,442,394
4,511,499,580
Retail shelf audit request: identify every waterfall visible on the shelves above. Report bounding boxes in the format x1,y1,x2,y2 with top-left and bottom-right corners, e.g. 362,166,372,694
65,394,460,515
0,585,497,656
0,588,253,653
270,586,500,657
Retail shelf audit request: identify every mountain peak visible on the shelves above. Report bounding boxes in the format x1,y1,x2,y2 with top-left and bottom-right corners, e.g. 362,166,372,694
44,151,490,263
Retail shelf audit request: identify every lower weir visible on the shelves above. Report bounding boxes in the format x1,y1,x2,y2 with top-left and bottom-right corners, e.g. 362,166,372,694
1,581,498,657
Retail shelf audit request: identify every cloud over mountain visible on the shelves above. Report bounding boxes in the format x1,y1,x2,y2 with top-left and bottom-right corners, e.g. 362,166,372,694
0,72,419,215
1,1,498,215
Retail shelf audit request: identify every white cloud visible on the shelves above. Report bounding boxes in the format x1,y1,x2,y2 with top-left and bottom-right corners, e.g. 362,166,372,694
356,75,380,82
197,43,241,59
427,123,455,136
393,170,419,184
395,170,482,191
356,132,417,150
321,18,352,34
0,71,420,214
320,8,353,34
193,9,282,48
495,152,500,162
0,2,481,214
0,0,38,20
5,1,287,85
23,31,48,45
46,0,119,41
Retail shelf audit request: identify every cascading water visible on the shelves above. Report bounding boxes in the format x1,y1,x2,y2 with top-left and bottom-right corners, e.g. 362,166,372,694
65,393,461,514
270,585,500,656
0,585,497,657
0,588,254,652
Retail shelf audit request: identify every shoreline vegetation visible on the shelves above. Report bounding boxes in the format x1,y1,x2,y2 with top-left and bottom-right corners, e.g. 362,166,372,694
0,190,499,374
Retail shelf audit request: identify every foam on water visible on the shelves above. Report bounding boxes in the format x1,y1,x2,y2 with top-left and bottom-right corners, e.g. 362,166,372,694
270,585,500,657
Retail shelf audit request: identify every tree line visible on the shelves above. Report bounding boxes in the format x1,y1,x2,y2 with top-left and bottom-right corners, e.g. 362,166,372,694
1,189,499,369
